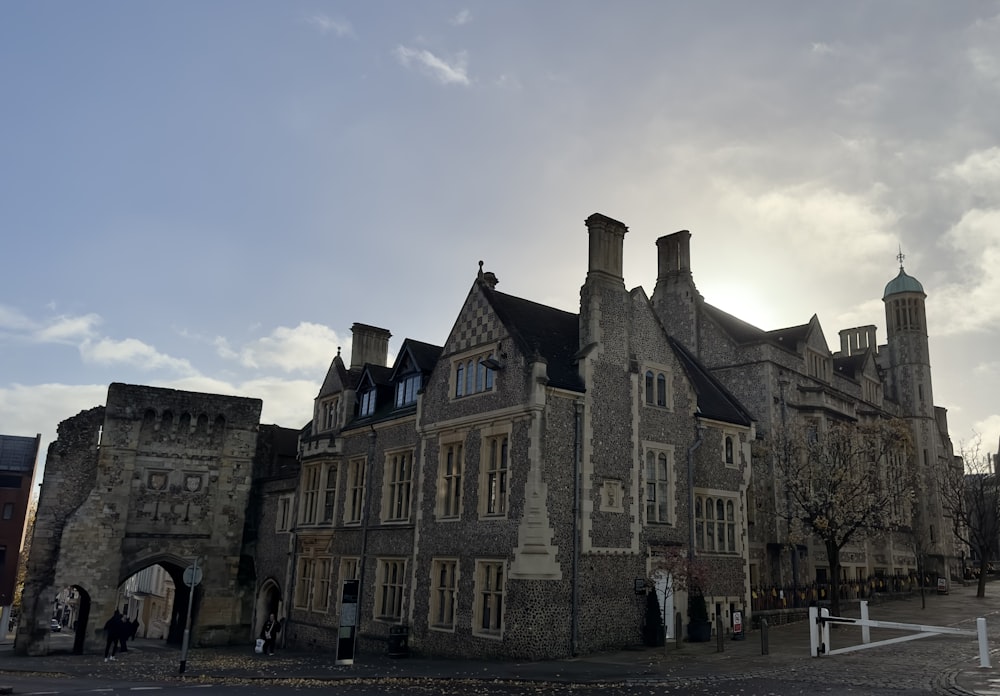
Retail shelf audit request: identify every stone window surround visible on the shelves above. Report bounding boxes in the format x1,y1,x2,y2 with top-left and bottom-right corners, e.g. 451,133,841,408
381,447,414,524
312,557,332,613
429,557,459,632
473,558,506,639
375,557,407,622
276,494,293,532
643,442,676,525
449,344,499,400
694,489,739,554
478,422,512,520
299,463,322,525
436,433,467,521
722,432,738,469
641,362,674,411
345,457,366,525
294,557,315,609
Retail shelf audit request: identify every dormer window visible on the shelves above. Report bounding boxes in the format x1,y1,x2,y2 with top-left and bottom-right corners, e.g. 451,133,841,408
359,389,376,417
395,374,421,408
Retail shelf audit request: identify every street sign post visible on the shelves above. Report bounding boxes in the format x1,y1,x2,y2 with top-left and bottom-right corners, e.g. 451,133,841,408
183,565,203,587
179,558,201,675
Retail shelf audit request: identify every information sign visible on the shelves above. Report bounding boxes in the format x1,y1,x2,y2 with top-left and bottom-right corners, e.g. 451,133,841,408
335,579,360,665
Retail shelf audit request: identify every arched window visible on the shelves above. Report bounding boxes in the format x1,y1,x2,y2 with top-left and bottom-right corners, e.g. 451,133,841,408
656,374,667,406
645,371,655,405
456,364,465,397
725,436,734,465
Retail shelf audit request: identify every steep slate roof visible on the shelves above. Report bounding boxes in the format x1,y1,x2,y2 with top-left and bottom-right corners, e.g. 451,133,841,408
703,302,809,355
317,354,352,398
667,336,754,427
833,352,867,381
482,286,586,392
391,338,443,380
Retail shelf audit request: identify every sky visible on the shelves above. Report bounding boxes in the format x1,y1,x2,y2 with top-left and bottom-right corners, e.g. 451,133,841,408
2,2,999,491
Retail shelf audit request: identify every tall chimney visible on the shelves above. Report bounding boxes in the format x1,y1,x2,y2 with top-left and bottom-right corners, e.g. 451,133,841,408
350,323,392,369
584,213,628,285
651,230,702,355
656,231,692,282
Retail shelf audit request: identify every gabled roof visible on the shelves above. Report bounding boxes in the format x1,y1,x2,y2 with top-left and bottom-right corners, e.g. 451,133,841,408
358,364,393,390
833,352,867,381
390,338,443,381
667,336,754,427
317,353,351,398
703,302,814,356
482,286,585,392
766,323,811,349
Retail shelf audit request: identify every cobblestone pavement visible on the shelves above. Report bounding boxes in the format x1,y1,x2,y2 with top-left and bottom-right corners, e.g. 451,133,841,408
3,582,1000,694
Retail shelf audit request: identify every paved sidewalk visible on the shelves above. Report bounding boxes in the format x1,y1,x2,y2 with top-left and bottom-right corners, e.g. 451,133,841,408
3,583,1000,694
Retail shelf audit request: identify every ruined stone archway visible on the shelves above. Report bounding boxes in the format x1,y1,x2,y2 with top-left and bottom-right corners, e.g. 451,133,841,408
16,384,262,656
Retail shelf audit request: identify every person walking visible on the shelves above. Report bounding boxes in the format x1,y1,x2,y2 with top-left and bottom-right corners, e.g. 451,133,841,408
260,613,280,656
103,610,123,662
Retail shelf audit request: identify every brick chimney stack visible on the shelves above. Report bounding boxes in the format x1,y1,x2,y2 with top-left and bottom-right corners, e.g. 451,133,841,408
584,213,628,286
350,323,391,369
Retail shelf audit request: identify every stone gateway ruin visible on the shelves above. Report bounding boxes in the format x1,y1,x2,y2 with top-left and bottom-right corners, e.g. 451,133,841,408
17,383,262,656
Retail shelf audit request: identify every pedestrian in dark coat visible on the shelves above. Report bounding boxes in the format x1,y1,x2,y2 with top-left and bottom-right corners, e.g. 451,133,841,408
130,617,140,640
103,610,123,662
260,613,280,656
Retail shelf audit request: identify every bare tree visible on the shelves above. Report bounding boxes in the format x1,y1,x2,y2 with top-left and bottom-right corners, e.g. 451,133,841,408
762,418,913,618
648,545,709,648
938,436,1000,599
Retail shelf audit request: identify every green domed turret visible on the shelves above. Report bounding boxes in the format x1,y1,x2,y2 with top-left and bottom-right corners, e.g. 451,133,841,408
883,267,924,299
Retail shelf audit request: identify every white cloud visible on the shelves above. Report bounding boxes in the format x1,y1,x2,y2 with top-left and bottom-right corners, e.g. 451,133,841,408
34,313,101,343
161,375,318,430
227,322,341,373
967,13,1000,86
450,9,472,26
0,304,34,331
0,382,112,487
307,14,354,38
944,146,1000,192
80,337,197,374
717,181,900,275
932,208,1000,335
393,46,471,86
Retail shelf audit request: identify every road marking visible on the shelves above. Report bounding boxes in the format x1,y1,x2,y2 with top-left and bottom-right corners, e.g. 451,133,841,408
130,689,162,691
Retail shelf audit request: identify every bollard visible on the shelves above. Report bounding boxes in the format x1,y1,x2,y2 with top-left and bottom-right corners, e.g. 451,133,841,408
716,616,724,652
761,618,769,655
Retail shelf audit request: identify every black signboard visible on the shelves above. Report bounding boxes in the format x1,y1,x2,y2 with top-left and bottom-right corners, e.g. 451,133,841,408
335,579,360,665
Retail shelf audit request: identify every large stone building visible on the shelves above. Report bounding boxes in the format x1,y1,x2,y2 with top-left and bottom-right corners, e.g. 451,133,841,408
19,212,958,661
284,214,755,659
652,231,957,588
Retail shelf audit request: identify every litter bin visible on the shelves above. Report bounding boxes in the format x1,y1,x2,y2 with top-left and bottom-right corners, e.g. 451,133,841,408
387,625,409,658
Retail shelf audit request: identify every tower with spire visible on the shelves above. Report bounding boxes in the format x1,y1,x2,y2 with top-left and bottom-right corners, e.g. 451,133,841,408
881,249,954,570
